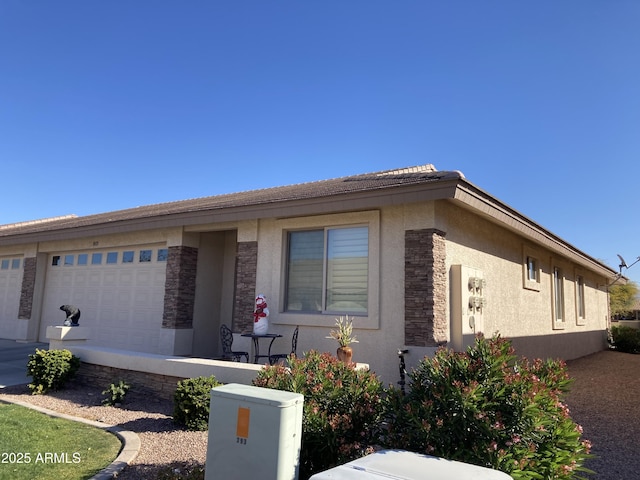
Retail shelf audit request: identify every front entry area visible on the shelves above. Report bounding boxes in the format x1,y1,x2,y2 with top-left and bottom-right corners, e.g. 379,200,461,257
191,230,238,359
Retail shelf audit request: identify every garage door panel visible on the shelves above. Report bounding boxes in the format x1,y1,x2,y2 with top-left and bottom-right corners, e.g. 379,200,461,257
118,271,134,286
0,260,23,339
40,249,167,353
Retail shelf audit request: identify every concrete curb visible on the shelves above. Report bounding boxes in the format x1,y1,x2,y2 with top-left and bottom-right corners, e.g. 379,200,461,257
0,396,140,479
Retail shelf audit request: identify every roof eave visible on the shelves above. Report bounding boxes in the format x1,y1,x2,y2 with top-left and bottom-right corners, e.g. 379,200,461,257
452,180,617,281
0,179,462,246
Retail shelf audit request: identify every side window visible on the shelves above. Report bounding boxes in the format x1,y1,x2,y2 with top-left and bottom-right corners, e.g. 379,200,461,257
553,266,565,328
523,246,541,291
575,274,586,325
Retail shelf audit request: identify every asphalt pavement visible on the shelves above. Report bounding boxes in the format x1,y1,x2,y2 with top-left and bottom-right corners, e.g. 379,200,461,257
0,338,47,388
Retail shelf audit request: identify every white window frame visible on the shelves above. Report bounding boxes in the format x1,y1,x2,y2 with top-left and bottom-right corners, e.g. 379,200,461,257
274,211,380,330
50,246,168,268
552,264,565,329
575,270,587,326
522,246,541,291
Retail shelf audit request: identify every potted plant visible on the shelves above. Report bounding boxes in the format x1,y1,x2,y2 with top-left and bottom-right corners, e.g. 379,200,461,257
327,315,359,363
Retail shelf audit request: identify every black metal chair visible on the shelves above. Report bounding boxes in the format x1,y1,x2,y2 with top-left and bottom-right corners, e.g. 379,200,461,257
220,324,249,362
269,326,299,365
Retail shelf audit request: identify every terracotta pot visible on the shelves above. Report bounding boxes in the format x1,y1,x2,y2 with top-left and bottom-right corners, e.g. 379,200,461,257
337,346,353,364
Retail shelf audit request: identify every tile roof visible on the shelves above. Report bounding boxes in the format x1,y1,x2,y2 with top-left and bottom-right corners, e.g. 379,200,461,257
0,164,463,237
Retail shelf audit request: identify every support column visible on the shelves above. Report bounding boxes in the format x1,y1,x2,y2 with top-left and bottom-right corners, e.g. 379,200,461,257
404,229,448,346
18,257,37,320
161,245,198,355
233,241,257,333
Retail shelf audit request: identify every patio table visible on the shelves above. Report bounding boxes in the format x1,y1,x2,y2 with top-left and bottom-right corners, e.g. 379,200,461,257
241,333,283,364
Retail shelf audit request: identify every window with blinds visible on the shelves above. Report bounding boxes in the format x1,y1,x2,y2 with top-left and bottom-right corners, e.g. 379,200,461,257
285,226,368,314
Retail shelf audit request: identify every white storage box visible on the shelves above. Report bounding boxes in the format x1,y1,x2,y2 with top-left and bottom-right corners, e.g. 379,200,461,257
309,449,513,480
205,383,304,480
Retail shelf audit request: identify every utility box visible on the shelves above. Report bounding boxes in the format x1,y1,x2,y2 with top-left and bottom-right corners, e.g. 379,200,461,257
205,383,304,480
309,450,513,479
450,264,486,352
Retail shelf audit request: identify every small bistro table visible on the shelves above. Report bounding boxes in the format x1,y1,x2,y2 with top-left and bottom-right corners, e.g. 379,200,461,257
241,333,283,364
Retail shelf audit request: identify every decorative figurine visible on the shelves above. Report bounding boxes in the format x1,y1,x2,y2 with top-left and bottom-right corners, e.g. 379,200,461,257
60,305,81,326
253,294,269,335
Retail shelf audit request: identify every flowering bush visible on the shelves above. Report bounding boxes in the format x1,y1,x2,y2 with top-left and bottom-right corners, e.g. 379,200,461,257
383,335,592,480
253,350,385,479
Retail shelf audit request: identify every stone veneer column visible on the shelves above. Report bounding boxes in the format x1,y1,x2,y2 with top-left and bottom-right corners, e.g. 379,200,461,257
162,246,198,329
18,256,37,319
233,241,257,333
404,229,448,346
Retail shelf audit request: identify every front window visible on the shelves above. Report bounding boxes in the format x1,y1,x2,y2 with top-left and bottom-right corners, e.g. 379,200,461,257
285,226,368,314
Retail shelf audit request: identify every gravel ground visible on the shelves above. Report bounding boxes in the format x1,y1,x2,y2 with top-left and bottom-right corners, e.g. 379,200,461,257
564,350,640,480
1,349,638,479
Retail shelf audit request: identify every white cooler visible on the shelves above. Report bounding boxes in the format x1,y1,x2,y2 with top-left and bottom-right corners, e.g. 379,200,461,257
309,449,513,480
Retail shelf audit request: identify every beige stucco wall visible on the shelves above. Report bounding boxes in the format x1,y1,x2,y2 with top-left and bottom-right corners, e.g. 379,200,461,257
254,200,609,385
438,201,609,360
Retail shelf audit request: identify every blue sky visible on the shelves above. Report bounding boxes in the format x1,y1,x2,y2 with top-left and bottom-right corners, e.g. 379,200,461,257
1,1,639,283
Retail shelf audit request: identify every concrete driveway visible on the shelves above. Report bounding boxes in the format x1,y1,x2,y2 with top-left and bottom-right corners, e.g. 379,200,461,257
0,338,47,388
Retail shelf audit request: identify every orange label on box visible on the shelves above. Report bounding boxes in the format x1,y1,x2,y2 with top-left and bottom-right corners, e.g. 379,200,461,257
236,407,250,439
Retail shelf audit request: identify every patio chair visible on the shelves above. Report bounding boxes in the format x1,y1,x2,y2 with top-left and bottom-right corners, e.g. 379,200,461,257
220,324,249,362
269,326,299,365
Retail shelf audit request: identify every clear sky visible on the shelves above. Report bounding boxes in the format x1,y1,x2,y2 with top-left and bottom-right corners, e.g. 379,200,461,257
1,1,639,283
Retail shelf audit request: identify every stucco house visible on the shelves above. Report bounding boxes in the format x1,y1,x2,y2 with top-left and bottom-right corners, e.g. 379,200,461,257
0,164,617,384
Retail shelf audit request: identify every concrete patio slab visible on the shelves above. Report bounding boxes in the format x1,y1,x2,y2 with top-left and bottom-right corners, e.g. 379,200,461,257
0,338,47,388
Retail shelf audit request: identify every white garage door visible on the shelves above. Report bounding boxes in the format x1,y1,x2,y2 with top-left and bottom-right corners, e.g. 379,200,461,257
0,257,24,339
39,247,168,353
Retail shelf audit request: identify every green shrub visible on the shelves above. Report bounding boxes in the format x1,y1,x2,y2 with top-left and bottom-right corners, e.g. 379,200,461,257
383,335,592,480
173,376,221,431
101,379,131,406
610,325,640,354
253,350,385,479
26,348,80,395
